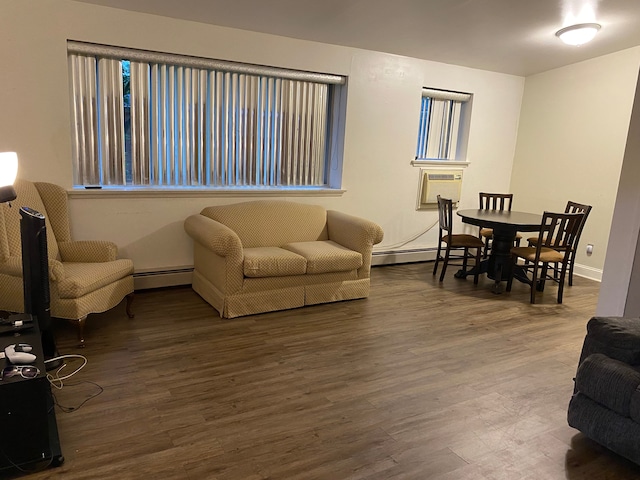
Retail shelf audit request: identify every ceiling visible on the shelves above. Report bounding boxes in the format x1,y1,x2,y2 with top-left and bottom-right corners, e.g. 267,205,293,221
72,0,640,76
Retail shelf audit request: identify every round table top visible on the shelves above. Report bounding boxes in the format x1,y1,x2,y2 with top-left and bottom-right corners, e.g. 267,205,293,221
457,209,543,231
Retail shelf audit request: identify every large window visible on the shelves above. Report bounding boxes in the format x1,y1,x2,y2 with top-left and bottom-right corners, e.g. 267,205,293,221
67,41,346,189
415,88,471,161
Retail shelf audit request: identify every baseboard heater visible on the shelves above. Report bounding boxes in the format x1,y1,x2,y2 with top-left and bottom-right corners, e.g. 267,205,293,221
372,248,437,266
133,267,194,290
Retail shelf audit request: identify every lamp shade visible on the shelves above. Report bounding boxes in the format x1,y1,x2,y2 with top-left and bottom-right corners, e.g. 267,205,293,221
0,152,18,203
555,23,601,46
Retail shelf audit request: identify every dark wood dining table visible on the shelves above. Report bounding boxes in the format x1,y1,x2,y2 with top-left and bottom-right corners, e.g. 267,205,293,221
456,209,543,293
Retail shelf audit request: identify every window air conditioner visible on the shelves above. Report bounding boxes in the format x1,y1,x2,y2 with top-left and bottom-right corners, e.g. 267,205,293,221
416,169,463,209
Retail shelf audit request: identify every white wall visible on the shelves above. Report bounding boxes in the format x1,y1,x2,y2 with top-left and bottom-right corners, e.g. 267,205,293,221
0,0,524,278
597,72,640,316
510,48,640,281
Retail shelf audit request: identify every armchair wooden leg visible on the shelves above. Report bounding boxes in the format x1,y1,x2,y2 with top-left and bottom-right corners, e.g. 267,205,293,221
68,315,88,348
125,293,135,319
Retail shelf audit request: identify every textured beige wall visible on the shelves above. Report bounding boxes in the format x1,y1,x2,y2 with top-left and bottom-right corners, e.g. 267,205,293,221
510,48,640,280
0,0,525,273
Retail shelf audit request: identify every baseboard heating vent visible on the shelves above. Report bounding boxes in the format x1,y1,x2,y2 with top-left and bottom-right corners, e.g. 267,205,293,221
133,267,194,290
372,248,437,266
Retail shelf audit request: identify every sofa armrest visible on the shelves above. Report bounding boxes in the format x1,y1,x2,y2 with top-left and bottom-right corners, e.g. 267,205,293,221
575,353,640,418
327,210,383,279
58,240,118,263
0,256,24,277
326,210,384,252
184,214,243,256
184,214,244,295
0,255,64,282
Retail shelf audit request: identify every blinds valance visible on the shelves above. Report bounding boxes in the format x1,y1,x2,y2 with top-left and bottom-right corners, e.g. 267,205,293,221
421,88,471,102
67,40,346,85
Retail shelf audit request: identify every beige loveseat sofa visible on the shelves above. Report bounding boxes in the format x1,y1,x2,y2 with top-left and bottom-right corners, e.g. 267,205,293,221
184,200,384,318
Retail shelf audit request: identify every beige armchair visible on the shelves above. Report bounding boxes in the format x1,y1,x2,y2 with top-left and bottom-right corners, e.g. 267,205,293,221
0,180,134,345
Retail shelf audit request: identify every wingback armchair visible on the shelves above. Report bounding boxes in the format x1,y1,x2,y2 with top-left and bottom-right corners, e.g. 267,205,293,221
0,180,134,346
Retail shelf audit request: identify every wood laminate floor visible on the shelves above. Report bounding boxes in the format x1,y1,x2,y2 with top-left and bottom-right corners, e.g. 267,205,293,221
4,263,640,480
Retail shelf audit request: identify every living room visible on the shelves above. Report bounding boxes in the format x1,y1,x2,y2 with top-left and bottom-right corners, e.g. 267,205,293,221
3,0,640,478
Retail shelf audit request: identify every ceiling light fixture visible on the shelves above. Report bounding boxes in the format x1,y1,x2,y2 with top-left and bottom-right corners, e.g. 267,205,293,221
555,23,601,46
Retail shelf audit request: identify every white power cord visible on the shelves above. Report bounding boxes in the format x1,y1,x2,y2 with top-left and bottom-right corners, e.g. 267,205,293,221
374,219,439,251
44,354,88,390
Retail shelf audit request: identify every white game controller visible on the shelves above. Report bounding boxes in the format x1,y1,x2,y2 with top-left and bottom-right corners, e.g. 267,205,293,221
4,343,36,364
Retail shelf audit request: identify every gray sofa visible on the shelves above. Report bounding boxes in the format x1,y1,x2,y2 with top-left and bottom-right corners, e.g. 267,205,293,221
568,316,640,465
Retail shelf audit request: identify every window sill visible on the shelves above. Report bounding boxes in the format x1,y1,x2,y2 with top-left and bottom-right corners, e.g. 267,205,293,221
67,186,346,199
411,159,470,167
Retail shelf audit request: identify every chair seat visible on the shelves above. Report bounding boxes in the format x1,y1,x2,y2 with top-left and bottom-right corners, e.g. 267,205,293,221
511,246,564,263
445,234,485,249
58,259,134,299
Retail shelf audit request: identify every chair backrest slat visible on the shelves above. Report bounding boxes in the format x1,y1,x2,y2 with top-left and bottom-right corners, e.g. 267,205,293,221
537,212,584,253
479,192,513,212
437,195,453,234
565,201,592,250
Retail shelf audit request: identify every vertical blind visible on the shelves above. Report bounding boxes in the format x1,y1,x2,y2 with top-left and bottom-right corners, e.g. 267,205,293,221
67,42,344,188
416,88,471,161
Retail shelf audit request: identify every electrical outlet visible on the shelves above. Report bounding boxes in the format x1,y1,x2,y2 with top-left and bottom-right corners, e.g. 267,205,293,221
586,244,594,256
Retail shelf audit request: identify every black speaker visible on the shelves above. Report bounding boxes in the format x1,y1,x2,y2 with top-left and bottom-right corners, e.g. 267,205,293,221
0,376,51,471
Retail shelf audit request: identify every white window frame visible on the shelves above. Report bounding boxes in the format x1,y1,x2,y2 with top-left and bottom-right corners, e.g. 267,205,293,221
413,88,472,166
67,41,347,192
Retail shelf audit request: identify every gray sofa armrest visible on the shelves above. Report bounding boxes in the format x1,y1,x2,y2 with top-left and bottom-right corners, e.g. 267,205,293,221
575,353,640,418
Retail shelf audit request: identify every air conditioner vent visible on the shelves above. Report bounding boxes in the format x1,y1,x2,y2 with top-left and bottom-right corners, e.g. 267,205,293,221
416,169,463,210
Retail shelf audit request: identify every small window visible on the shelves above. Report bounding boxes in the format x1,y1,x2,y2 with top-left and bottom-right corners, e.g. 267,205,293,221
415,88,471,161
67,41,347,190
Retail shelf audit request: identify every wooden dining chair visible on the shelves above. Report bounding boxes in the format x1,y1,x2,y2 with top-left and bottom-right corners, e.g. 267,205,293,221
433,195,484,284
526,201,592,286
506,211,584,304
478,192,521,258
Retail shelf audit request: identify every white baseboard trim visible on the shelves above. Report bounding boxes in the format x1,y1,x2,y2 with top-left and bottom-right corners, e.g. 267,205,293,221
132,256,601,289
573,264,602,282
134,267,193,290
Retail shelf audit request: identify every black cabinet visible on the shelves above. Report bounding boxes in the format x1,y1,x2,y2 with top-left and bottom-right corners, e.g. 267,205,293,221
0,321,63,472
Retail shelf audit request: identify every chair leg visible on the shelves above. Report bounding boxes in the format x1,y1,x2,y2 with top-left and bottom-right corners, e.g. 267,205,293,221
473,248,481,285
433,240,443,276
439,246,451,282
530,264,539,304
68,315,88,348
568,251,576,286
483,237,491,259
558,261,570,304
126,293,135,318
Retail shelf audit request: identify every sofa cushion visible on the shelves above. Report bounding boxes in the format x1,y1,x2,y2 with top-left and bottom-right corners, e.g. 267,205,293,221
283,240,363,274
243,247,307,278
58,259,134,299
